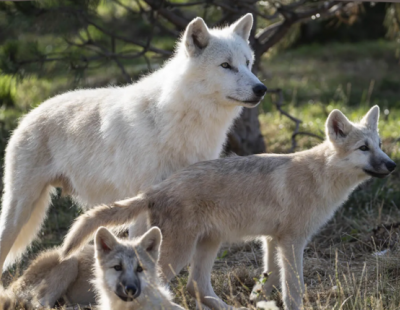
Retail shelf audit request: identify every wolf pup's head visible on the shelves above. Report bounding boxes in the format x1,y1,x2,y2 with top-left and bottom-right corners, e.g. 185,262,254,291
326,105,396,179
94,226,162,302
180,13,267,108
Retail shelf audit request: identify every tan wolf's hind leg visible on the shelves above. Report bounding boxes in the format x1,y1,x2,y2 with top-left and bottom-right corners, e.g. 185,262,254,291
187,238,238,310
0,184,53,273
250,237,280,302
277,238,306,310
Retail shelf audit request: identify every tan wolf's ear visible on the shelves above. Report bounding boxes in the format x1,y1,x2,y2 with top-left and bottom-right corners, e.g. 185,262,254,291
140,227,162,261
230,13,253,41
183,17,210,57
95,227,119,256
360,105,380,131
326,109,353,144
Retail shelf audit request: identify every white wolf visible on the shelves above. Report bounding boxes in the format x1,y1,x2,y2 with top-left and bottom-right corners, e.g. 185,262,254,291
62,106,396,310
0,13,267,272
0,227,183,310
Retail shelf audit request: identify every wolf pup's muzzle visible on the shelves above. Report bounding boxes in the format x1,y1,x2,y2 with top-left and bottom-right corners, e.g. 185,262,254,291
116,281,141,301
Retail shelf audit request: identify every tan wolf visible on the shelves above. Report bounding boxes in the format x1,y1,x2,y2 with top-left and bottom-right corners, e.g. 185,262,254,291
0,227,183,310
61,106,396,310
0,12,267,273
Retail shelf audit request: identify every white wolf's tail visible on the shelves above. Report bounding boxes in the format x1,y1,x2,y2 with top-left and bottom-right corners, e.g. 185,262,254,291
62,194,148,259
0,186,54,272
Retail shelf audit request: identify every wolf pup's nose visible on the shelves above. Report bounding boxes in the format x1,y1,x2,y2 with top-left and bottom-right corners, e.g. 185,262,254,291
252,84,267,97
385,161,397,172
125,285,138,296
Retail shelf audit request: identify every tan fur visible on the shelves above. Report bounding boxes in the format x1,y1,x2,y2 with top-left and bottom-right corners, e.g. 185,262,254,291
62,106,395,310
0,245,94,308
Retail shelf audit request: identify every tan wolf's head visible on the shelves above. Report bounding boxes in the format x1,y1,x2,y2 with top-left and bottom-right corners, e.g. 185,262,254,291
326,105,396,179
94,226,162,302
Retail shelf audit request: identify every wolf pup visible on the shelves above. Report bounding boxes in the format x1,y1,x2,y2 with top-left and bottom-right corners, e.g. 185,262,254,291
62,106,395,310
0,227,182,310
0,13,267,273
94,226,184,310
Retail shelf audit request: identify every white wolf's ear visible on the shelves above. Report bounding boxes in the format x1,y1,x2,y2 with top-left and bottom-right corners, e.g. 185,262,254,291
326,109,353,144
140,227,162,261
95,227,118,256
183,17,210,57
230,13,253,41
360,105,380,131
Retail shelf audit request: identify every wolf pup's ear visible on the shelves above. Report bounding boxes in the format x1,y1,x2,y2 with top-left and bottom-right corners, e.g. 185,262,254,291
95,227,118,256
140,227,162,261
230,13,253,41
326,109,353,144
360,105,380,131
183,17,210,57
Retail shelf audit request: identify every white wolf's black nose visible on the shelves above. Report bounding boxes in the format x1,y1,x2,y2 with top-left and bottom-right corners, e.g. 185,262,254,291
253,84,267,97
385,161,396,172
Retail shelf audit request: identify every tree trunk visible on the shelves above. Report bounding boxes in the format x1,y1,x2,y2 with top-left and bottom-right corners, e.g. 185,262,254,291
225,107,265,156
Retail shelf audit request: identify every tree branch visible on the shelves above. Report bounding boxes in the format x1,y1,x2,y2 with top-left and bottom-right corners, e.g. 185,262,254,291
267,89,323,152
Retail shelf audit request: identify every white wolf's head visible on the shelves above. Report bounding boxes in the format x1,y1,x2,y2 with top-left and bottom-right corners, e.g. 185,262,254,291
94,226,162,303
326,105,396,179
179,13,267,108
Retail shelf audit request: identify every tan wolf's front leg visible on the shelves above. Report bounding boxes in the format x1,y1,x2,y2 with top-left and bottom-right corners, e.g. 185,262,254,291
277,238,306,310
250,237,280,303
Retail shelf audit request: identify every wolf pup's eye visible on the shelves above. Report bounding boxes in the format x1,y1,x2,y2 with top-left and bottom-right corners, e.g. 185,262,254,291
136,265,143,272
221,62,231,69
114,264,122,271
359,145,369,151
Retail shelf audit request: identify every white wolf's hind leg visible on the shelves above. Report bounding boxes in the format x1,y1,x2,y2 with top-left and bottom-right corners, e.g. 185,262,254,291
0,184,53,273
250,237,280,302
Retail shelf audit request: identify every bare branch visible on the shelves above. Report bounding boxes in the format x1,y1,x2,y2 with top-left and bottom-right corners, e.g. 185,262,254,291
142,0,190,30
267,89,323,152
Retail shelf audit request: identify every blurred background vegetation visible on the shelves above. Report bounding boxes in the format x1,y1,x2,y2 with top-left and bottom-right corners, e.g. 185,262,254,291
0,1,400,308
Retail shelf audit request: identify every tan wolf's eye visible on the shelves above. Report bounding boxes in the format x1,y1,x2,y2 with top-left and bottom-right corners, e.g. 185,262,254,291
359,145,369,151
136,265,143,272
221,62,231,69
114,264,122,271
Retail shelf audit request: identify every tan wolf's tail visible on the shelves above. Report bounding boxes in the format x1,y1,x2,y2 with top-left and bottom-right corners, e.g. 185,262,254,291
61,194,148,258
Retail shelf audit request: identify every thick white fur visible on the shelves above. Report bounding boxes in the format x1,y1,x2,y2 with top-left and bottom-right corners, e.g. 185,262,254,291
0,13,265,272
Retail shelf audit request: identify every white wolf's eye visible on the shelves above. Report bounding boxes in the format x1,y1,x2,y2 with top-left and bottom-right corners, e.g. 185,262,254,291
359,145,369,151
221,62,231,69
246,60,250,67
136,265,143,272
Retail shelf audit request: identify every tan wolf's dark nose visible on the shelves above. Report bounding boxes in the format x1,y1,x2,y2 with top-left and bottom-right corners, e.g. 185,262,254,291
252,84,267,97
386,161,396,172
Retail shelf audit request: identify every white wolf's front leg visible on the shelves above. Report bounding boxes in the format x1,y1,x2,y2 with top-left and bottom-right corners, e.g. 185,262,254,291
250,237,280,303
277,238,306,310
